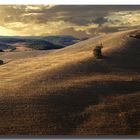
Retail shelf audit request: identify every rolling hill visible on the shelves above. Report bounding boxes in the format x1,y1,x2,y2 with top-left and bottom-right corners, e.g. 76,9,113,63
42,35,80,46
0,29,139,135
0,36,80,52
0,42,14,50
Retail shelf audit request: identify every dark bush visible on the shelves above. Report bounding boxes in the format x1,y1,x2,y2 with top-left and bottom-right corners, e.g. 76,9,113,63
0,60,4,65
0,49,4,52
93,44,103,59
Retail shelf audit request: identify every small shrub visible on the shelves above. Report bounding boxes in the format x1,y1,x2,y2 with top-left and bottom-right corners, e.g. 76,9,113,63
0,49,4,52
93,44,103,59
0,60,4,65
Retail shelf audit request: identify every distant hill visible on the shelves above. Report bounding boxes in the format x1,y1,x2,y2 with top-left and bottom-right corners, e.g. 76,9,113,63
25,40,63,50
0,35,81,51
42,35,80,46
0,42,14,50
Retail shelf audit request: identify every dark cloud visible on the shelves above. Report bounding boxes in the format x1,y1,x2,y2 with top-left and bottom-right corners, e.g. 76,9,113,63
98,26,120,33
92,17,108,26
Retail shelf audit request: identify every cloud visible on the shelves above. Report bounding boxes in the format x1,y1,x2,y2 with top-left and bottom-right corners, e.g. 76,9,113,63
0,26,16,36
4,20,98,37
103,10,140,28
0,5,140,37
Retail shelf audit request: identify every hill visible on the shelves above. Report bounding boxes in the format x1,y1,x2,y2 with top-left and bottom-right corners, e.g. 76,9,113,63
0,42,14,50
42,35,80,46
0,29,139,135
0,36,80,51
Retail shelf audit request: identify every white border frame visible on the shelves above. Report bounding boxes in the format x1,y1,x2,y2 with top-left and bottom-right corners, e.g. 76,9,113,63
0,0,140,5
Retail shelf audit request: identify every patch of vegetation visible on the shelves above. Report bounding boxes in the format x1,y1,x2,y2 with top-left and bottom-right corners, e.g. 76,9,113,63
0,49,4,52
130,33,140,39
0,43,13,50
0,60,3,65
93,44,103,59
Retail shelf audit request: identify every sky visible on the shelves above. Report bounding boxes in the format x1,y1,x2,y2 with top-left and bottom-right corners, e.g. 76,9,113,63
0,5,140,38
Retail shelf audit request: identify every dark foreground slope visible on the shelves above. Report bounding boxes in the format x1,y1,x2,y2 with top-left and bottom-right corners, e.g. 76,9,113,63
0,29,139,135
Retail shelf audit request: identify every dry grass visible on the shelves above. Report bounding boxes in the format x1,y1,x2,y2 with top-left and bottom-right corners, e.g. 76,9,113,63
0,29,139,135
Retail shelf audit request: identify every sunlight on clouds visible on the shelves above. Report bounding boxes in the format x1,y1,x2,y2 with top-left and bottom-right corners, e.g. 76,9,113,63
8,22,28,28
25,6,43,10
75,24,98,31
0,5,140,36
25,5,55,11
0,26,16,36
23,13,43,16
105,10,140,27
30,21,97,36
3,20,99,36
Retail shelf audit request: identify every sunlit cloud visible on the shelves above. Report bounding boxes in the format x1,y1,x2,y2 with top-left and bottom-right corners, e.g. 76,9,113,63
104,10,140,27
4,20,99,36
8,22,28,28
0,5,140,37
0,26,16,36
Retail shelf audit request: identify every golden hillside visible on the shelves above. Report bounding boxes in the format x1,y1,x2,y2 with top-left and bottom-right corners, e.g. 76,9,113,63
0,29,139,135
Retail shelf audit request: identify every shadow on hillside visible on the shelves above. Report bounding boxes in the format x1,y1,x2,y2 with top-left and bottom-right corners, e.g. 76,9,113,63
50,37,140,79
0,80,139,135
32,80,140,134
106,38,140,72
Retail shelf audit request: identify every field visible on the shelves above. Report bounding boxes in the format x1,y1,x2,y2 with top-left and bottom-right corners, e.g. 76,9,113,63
0,29,139,135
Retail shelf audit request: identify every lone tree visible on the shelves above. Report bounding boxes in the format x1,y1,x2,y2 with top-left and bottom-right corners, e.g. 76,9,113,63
93,43,103,59
0,60,3,65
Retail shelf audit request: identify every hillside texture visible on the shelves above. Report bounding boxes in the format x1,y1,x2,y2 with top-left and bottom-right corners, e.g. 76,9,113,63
0,29,139,135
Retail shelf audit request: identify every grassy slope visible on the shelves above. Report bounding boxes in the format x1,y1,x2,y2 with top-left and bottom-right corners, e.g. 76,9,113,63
0,29,139,135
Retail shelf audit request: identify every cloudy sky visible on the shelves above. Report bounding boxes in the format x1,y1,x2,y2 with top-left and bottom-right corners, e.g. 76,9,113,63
0,5,140,37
